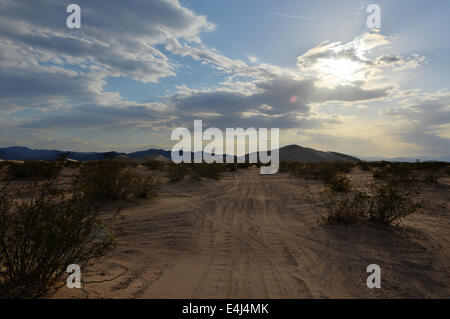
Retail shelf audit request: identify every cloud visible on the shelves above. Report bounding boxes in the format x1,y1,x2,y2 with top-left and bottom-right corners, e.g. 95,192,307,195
381,92,450,155
0,0,215,95
296,32,425,86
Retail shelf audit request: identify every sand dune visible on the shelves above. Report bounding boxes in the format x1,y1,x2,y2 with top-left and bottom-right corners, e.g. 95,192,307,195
53,168,449,298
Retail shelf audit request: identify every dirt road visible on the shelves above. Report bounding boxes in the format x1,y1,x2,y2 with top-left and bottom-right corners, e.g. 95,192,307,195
54,168,450,298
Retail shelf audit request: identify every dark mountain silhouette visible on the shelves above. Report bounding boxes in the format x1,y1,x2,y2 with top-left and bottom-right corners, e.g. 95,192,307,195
0,145,360,163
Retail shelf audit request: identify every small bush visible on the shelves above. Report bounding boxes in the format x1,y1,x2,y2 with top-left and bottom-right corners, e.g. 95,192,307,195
321,189,369,223
322,182,421,225
289,162,353,182
190,163,223,181
6,161,61,180
324,174,351,192
367,182,421,225
372,163,413,182
74,161,160,201
165,163,188,182
236,162,252,169
143,160,165,171
357,161,371,171
131,173,161,199
0,181,115,298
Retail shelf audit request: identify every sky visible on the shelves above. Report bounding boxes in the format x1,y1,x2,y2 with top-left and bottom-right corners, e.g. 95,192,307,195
0,0,449,158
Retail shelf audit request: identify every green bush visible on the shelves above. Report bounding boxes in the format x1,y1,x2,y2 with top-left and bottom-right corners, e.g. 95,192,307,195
6,161,61,180
0,181,115,298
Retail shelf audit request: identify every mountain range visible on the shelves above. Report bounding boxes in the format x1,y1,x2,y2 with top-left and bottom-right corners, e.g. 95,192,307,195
0,145,362,163
0,145,448,163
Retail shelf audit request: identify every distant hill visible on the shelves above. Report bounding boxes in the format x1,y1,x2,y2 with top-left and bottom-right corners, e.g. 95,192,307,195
278,145,360,162
0,145,361,163
0,146,126,162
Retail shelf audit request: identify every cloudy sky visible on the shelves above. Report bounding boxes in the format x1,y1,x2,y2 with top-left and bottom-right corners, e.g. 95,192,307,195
0,0,449,158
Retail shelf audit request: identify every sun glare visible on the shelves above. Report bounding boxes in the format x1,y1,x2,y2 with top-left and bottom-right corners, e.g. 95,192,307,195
317,58,363,84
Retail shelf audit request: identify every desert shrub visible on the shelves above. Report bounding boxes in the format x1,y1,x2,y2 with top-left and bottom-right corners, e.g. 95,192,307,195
131,174,161,199
367,182,421,225
63,160,81,168
74,161,127,200
290,162,353,182
324,174,351,192
357,161,371,171
372,163,413,182
280,161,298,173
190,163,223,180
322,181,421,225
6,161,61,180
369,161,390,168
0,181,115,298
143,160,165,171
237,162,252,169
414,161,449,172
321,188,370,223
165,163,188,182
74,161,159,201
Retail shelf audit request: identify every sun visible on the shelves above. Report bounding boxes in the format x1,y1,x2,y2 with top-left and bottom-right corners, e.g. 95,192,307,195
316,58,363,84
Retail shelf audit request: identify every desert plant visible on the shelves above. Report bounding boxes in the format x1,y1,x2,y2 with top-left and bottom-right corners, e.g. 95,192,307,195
75,161,160,201
324,174,351,192
6,161,61,180
190,163,223,181
74,161,128,200
367,182,421,225
321,181,421,225
237,162,252,169
165,163,188,182
357,161,371,171
321,188,369,223
0,181,115,298
143,160,165,171
131,174,161,199
373,163,413,182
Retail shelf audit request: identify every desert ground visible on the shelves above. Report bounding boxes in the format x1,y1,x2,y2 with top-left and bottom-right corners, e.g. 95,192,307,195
50,167,450,299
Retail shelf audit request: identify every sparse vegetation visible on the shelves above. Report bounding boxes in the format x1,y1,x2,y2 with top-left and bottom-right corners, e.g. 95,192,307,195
357,161,371,171
143,160,166,171
372,163,413,182
321,188,369,223
6,161,61,180
74,161,160,201
165,163,189,182
0,181,115,298
190,163,223,181
324,174,351,192
367,182,421,225
322,182,421,225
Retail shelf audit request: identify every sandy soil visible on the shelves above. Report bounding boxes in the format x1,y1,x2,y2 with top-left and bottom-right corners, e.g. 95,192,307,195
52,168,449,298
